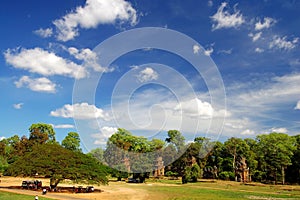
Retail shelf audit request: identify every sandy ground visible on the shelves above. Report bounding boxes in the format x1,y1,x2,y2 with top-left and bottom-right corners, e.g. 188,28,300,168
0,177,149,200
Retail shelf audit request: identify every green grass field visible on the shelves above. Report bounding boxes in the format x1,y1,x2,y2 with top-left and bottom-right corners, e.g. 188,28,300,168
0,191,52,200
1,179,300,200
130,179,300,200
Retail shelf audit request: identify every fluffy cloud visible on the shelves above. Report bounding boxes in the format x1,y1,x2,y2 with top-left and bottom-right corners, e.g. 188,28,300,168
193,44,213,56
52,124,75,129
15,76,56,93
269,35,299,50
211,2,245,30
255,47,264,53
0,137,5,141
4,47,87,79
175,98,213,118
68,47,111,72
241,129,255,135
137,67,158,83
174,98,229,119
204,47,214,56
270,127,288,133
13,103,24,109
53,0,137,41
295,101,300,110
255,17,276,31
34,28,53,38
50,102,111,120
248,32,262,42
193,44,200,54
92,126,118,145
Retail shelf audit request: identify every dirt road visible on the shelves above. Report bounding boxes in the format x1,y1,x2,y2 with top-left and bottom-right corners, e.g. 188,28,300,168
0,177,149,200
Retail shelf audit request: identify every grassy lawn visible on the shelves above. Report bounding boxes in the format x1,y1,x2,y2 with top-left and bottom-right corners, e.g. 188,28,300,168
0,191,52,200
126,179,300,200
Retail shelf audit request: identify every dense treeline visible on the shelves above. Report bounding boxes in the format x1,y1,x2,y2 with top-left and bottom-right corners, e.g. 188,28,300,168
0,124,299,186
102,128,300,185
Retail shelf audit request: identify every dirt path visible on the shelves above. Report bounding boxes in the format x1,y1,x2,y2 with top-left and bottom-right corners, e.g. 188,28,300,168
0,177,149,200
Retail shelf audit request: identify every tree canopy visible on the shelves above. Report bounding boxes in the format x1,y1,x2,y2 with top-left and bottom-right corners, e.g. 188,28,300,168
6,143,108,188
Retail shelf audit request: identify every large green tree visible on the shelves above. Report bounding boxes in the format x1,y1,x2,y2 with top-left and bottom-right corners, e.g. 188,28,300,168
7,143,108,189
286,135,300,184
256,133,296,184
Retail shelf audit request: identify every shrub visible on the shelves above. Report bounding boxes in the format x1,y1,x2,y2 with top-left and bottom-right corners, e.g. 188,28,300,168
219,171,235,181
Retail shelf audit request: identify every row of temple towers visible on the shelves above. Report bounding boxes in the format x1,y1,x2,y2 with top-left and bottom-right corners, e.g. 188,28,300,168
123,156,165,177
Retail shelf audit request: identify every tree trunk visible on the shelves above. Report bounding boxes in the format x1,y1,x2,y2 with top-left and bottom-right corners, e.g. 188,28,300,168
281,166,285,185
274,168,277,185
50,178,60,190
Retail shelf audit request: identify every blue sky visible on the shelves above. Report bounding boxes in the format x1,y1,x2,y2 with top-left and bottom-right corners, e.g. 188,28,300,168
0,0,299,151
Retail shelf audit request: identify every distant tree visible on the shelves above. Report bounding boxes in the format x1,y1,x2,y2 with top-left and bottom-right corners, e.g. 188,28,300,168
256,133,296,184
6,143,108,189
88,148,106,164
165,130,185,153
29,123,56,144
61,132,81,152
0,141,5,157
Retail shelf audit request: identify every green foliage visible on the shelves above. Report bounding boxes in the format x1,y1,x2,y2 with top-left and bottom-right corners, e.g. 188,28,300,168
256,132,296,184
219,171,235,181
61,132,81,152
166,130,185,153
29,123,56,144
104,128,166,183
0,156,8,174
165,171,178,177
190,163,201,182
6,143,108,188
88,147,106,164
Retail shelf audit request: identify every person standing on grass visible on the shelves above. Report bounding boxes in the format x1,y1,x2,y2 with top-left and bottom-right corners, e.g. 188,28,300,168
35,195,38,200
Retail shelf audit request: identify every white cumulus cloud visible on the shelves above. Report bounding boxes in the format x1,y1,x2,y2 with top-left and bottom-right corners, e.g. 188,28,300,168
269,35,299,50
295,101,300,110
34,28,53,38
255,17,276,31
255,47,264,53
241,129,255,135
52,124,75,129
68,47,112,72
13,103,24,109
53,0,137,41
137,67,158,83
204,47,214,56
193,44,200,54
248,32,262,42
50,102,111,120
211,2,245,31
174,98,229,119
270,127,288,133
4,47,87,79
92,126,118,145
15,76,56,93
